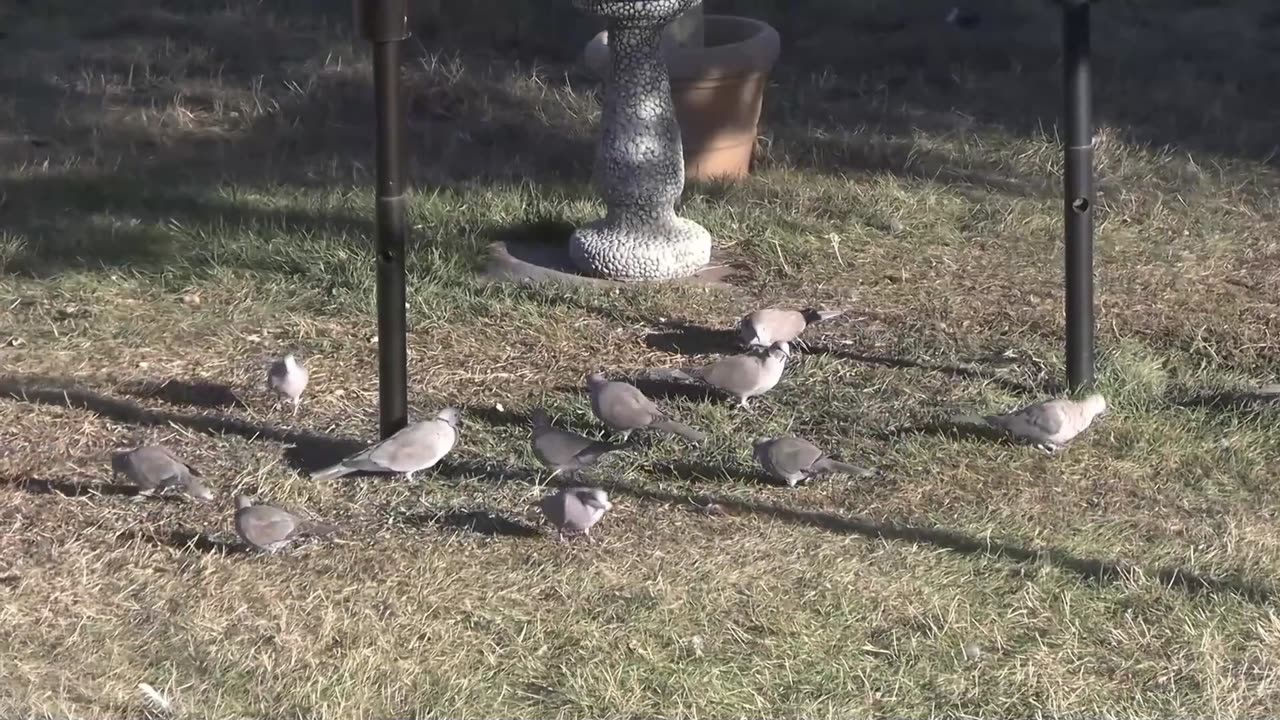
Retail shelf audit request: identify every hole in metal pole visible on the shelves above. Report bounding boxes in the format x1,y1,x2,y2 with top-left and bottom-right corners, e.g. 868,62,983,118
380,250,394,263
1071,197,1090,213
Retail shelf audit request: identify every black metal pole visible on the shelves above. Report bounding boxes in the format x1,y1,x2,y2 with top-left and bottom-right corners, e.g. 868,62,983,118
356,0,410,437
1062,0,1095,391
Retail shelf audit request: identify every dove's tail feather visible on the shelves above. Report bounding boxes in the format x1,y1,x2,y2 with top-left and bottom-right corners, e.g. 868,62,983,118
650,367,701,383
652,418,707,443
182,476,216,501
301,522,339,537
310,463,354,481
948,412,994,427
813,458,875,478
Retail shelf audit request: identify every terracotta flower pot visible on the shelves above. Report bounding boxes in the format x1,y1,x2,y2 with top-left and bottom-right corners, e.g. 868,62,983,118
584,14,781,182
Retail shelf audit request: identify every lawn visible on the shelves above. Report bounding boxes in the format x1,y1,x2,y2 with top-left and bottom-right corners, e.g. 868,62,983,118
3,0,1280,717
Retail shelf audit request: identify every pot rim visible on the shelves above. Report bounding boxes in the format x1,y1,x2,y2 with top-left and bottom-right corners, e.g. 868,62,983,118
584,14,781,82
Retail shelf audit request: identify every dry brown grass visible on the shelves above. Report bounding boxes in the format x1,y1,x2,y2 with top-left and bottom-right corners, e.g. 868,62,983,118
3,0,1280,717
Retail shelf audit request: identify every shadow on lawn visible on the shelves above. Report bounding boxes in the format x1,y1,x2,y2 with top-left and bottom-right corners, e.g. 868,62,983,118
0,1,595,279
641,322,1055,397
117,377,249,410
0,373,372,475
2,373,1272,604
0,474,147,499
394,507,543,538
595,478,1276,605
1170,388,1280,414
2,0,1274,285
121,528,246,555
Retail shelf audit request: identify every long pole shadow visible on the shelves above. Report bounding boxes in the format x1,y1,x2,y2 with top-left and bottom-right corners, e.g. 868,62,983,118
811,349,1058,397
591,479,1275,605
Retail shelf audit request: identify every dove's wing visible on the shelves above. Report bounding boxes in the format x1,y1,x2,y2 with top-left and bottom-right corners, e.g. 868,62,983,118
366,419,455,472
560,493,604,532
701,355,766,395
751,309,807,344
533,427,596,467
155,446,200,477
237,506,298,547
598,382,661,428
539,493,568,528
267,359,289,386
767,437,825,476
990,400,1066,439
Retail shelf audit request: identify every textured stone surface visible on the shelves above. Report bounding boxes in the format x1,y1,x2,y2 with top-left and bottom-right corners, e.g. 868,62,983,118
571,0,712,280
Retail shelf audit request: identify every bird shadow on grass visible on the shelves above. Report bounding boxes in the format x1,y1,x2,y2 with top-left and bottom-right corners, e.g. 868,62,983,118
627,375,722,404
642,320,741,357
865,417,1014,445
0,373,366,475
116,377,249,410
120,528,246,555
396,508,543,538
0,474,145,498
646,460,781,487
282,435,369,475
435,458,541,486
592,479,1275,605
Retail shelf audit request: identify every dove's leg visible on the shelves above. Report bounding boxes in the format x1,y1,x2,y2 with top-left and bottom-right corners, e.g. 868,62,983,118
130,490,153,504
291,398,300,416
404,471,416,482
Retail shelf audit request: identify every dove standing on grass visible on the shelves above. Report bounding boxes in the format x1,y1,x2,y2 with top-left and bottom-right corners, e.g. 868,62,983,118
267,354,308,414
539,487,613,541
233,495,337,553
111,445,214,502
738,308,842,348
753,436,874,487
978,393,1108,453
668,342,790,409
530,409,628,479
586,373,706,443
311,407,462,481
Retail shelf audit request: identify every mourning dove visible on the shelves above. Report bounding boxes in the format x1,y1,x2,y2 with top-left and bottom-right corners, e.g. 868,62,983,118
530,408,628,478
267,354,309,414
738,308,842,348
233,495,337,552
980,393,1108,453
586,373,705,443
668,342,790,408
539,487,613,541
111,445,214,502
753,435,874,487
311,407,461,481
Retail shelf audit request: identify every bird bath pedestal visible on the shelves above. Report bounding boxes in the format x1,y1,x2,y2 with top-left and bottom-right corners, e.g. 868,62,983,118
569,0,712,281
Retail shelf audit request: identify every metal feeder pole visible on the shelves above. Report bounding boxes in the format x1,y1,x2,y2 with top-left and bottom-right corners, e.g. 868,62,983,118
355,0,410,437
1062,0,1095,391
